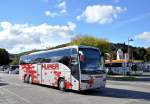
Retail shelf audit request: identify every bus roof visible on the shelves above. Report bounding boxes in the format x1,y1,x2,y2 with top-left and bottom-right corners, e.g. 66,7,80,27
28,45,100,55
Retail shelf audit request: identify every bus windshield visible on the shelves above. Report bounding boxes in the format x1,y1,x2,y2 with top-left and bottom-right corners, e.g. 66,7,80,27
79,48,104,74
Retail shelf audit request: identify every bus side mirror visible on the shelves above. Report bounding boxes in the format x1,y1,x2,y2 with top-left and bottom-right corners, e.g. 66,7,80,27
70,54,78,66
80,55,85,62
79,51,85,62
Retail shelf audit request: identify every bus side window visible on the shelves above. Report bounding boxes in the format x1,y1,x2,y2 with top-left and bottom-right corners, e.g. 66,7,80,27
55,49,71,67
71,48,77,55
29,55,36,64
38,53,51,63
23,56,29,64
20,56,25,64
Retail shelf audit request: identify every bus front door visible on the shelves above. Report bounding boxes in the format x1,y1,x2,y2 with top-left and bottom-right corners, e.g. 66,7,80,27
37,64,42,84
70,54,80,90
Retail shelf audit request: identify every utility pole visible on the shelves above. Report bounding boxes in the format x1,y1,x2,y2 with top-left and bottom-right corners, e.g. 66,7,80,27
128,38,133,61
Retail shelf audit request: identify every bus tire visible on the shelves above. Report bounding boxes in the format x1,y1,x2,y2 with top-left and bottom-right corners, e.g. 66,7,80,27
23,75,27,83
58,78,66,91
24,75,28,83
28,75,32,84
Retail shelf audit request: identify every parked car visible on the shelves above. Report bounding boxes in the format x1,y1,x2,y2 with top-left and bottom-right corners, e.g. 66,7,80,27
9,68,19,74
9,65,19,74
4,68,10,73
0,66,4,71
144,61,150,72
3,65,9,70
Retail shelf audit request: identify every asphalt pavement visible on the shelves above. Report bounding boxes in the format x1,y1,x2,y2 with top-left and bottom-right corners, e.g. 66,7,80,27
0,73,150,104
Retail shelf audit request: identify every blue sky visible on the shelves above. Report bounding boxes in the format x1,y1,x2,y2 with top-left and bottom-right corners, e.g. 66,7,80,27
0,0,150,53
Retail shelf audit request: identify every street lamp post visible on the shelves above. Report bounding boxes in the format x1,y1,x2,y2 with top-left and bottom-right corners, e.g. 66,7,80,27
128,38,133,61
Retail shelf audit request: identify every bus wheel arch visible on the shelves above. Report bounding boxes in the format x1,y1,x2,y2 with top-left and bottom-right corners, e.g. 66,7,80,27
24,74,28,83
58,77,66,91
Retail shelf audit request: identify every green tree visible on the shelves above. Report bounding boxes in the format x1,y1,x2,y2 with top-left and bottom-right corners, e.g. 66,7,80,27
10,55,20,65
136,47,147,60
70,36,110,53
0,48,11,65
144,52,150,62
147,47,150,52
10,49,41,65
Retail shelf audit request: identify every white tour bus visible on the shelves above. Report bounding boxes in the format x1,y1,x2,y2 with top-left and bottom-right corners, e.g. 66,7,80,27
105,60,143,75
19,45,106,91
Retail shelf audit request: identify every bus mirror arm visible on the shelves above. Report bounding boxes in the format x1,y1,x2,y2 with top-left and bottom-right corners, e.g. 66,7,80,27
72,70,76,75
70,59,78,65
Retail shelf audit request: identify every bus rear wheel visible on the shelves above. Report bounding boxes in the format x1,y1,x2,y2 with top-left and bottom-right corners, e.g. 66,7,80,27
58,79,66,91
24,75,28,83
28,75,32,84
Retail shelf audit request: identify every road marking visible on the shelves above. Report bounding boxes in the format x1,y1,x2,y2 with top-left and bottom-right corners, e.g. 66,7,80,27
1,87,33,104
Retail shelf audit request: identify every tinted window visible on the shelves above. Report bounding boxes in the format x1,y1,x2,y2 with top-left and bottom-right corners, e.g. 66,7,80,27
79,48,102,70
20,49,71,66
20,56,29,64
71,48,77,55
51,49,71,66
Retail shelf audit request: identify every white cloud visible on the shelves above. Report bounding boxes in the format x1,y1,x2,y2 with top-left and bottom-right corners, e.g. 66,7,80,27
77,5,126,24
0,21,76,53
44,11,58,17
135,32,150,41
44,1,67,18
1,21,12,29
58,1,67,13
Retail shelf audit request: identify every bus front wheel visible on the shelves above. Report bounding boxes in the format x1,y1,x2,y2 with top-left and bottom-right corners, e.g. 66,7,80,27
58,78,66,91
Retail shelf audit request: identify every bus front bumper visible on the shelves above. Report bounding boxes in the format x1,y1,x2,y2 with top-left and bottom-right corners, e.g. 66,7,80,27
80,74,106,90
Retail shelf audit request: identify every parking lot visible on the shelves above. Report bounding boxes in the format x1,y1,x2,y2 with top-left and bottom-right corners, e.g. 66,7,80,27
0,72,150,104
